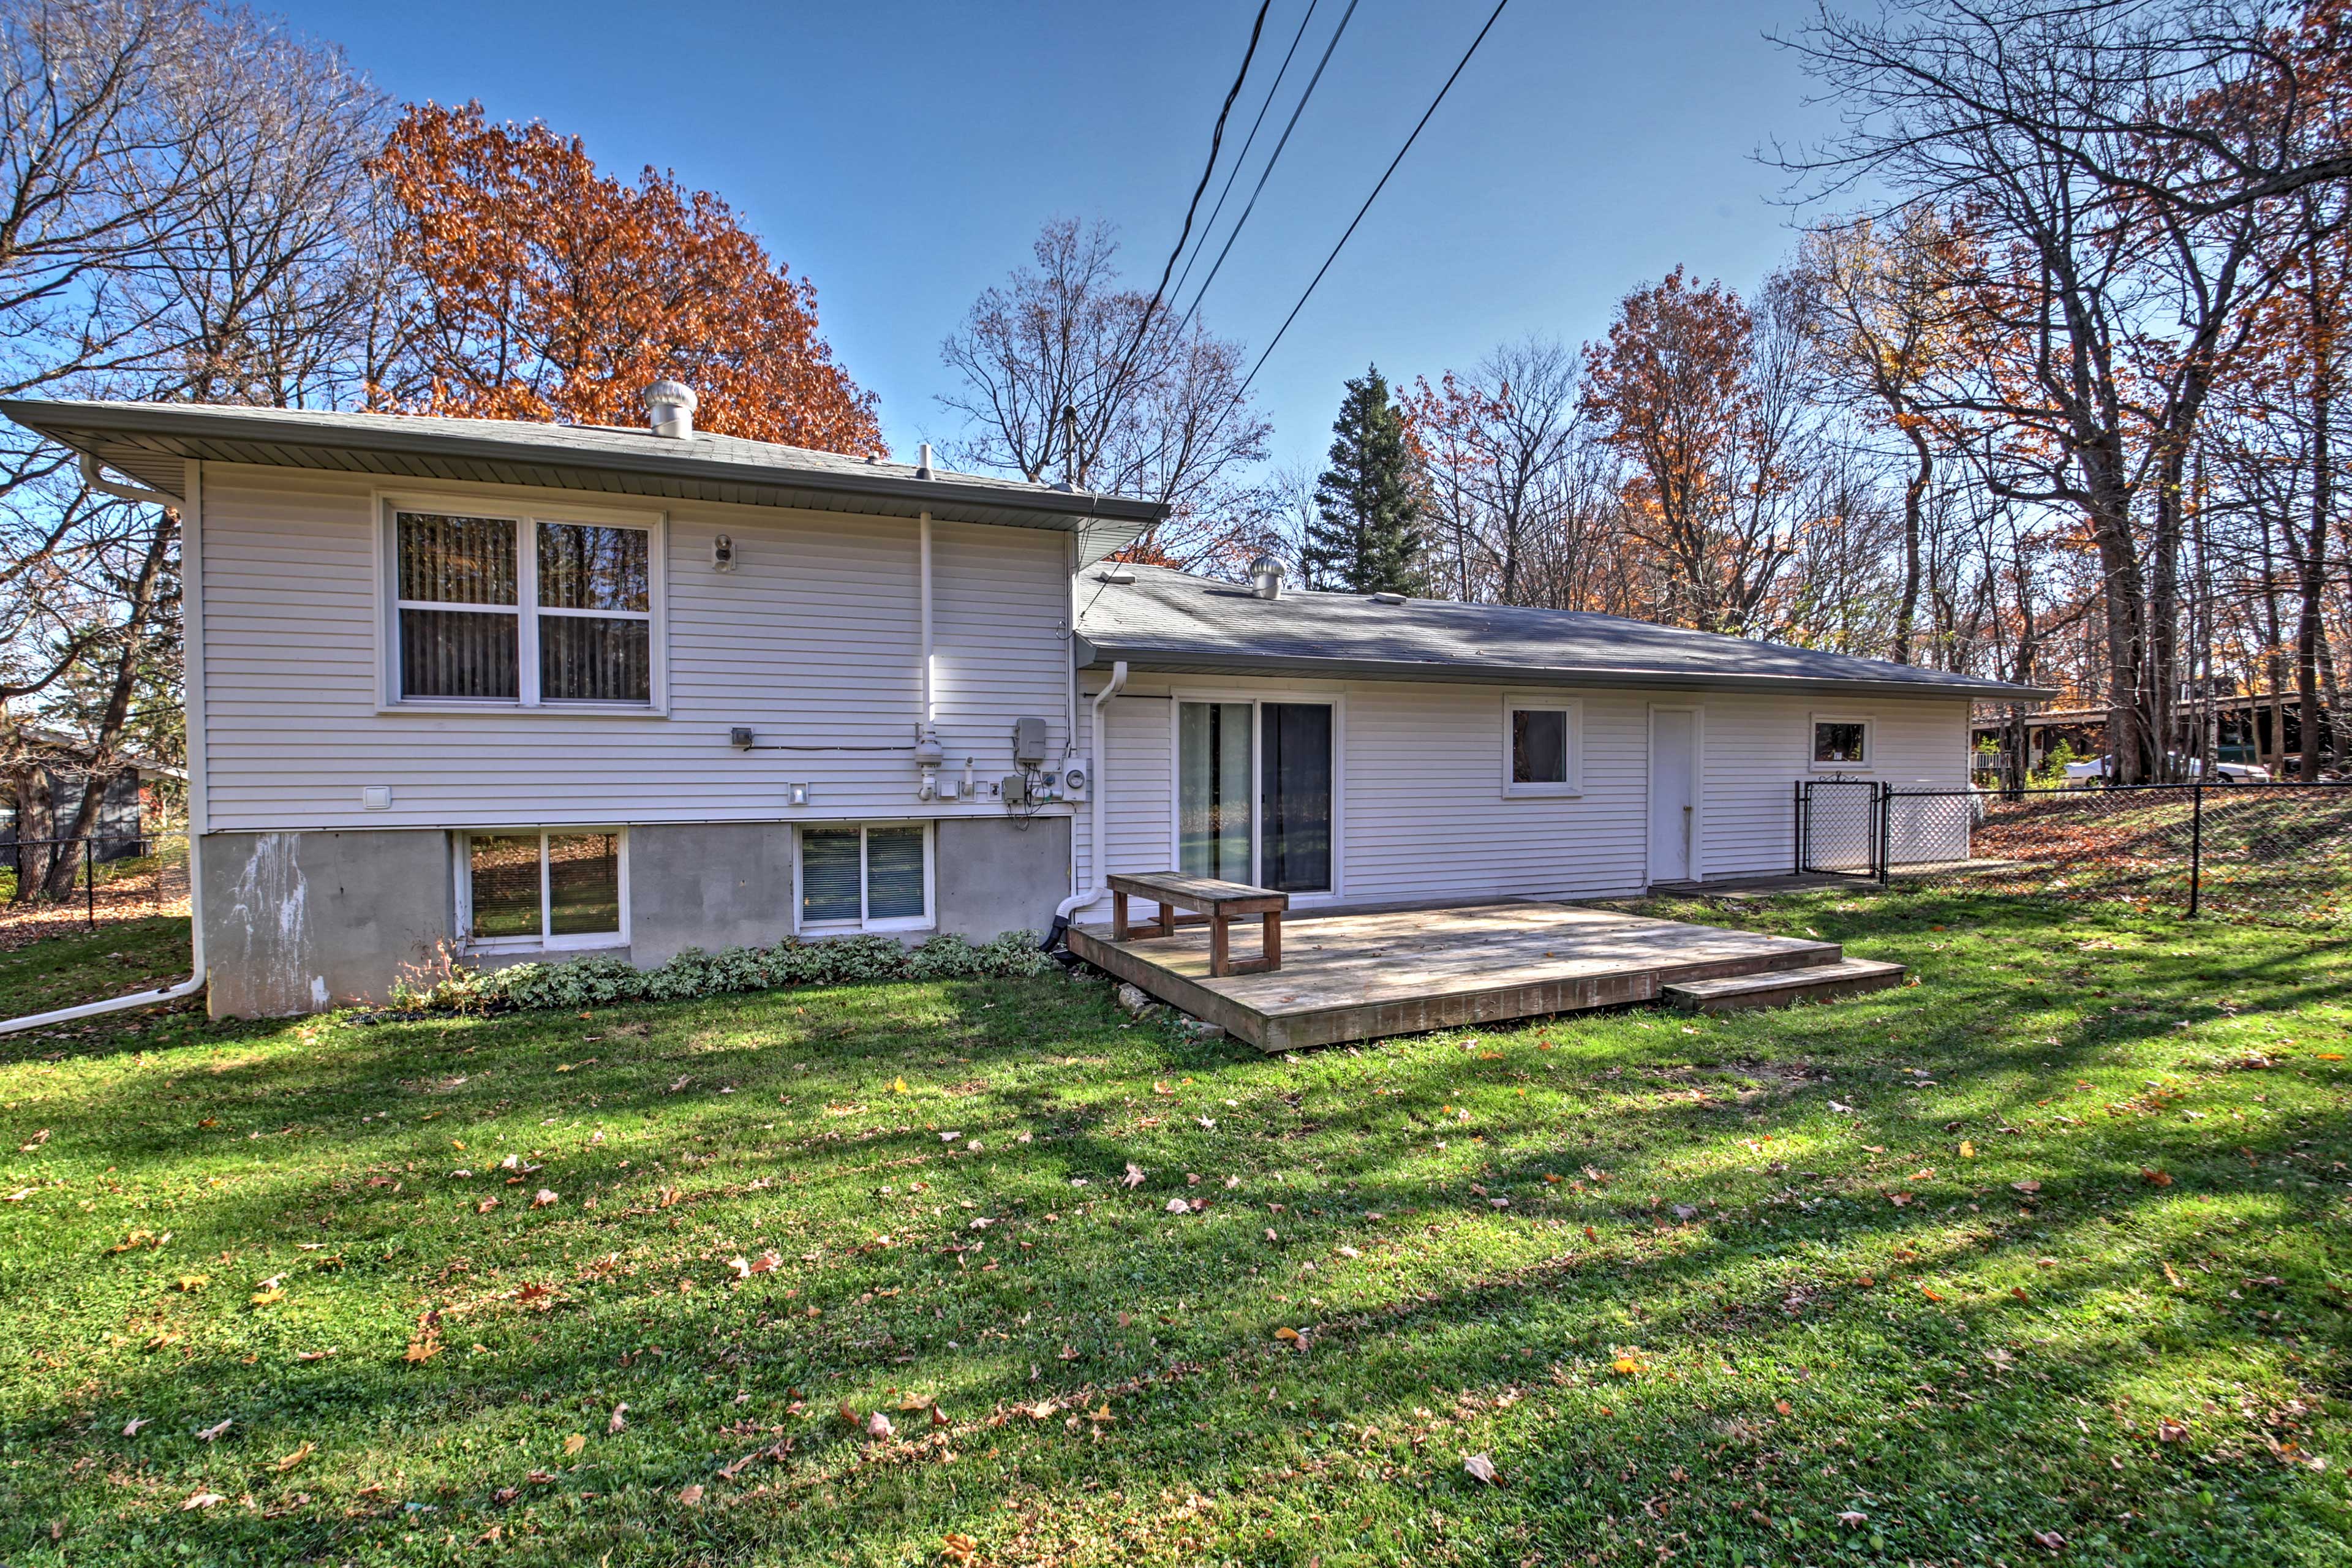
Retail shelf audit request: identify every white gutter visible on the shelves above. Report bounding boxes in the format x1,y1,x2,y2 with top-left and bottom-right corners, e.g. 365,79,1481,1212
1,458,205,1035
1050,659,1127,934
919,511,933,728
80,451,175,506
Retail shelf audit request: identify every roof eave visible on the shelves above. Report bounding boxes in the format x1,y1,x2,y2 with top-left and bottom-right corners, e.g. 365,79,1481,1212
1,399,1170,533
1074,640,2055,702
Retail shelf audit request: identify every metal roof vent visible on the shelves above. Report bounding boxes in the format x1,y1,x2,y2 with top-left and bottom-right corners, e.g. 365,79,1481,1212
1098,565,1136,584
916,442,936,479
1370,590,1407,605
643,379,697,438
1248,555,1285,601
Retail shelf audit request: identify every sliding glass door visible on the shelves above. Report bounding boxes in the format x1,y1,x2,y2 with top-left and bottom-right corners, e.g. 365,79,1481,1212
1177,699,1333,894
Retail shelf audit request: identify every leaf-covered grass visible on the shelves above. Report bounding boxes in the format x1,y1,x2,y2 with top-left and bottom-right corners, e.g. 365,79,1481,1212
1,891,2348,1566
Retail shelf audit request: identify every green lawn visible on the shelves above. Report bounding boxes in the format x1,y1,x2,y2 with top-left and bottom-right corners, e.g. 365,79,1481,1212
1,893,2348,1566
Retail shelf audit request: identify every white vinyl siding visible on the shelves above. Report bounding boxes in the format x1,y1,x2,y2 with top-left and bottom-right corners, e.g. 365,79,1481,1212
196,464,1076,834
1076,674,1971,913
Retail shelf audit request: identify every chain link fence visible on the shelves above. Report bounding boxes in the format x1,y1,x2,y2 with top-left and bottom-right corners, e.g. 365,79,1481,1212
1852,784,2352,921
0,832,190,949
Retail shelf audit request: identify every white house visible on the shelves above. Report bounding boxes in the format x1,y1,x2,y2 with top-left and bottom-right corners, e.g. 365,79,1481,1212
3,390,2043,1017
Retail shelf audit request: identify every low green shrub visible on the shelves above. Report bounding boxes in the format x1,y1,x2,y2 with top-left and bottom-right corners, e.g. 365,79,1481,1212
377,928,1053,1018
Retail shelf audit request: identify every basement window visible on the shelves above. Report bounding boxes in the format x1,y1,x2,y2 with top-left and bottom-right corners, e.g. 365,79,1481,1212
798,823,932,933
457,829,627,951
385,499,664,710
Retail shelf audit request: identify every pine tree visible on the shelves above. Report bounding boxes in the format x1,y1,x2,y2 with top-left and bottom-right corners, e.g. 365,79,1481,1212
1303,366,1427,594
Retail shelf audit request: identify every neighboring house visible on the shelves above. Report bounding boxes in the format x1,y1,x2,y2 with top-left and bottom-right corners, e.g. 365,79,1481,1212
1,726,181,864
3,391,2045,1017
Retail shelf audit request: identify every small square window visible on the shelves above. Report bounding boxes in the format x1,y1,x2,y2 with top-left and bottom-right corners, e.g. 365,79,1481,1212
1512,709,1569,785
1503,701,1580,796
1813,719,1870,766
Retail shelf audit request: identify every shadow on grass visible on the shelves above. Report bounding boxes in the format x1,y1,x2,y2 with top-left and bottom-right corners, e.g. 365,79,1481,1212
4,892,2348,1564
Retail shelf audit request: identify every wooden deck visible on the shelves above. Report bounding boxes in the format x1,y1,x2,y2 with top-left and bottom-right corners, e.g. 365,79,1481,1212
1066,900,1846,1052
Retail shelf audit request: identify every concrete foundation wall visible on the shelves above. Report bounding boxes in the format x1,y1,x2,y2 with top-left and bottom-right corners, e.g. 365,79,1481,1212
935,816,1069,940
200,818,1071,1016
201,829,454,1017
628,822,796,964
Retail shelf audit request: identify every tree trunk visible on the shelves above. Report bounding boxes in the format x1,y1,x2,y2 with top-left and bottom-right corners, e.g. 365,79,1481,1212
42,511,176,897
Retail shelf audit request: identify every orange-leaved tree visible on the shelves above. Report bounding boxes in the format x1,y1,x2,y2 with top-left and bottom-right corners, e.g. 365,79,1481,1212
374,102,883,453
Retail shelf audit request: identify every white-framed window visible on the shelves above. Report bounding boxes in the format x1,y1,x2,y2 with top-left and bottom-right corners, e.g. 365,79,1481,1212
455,829,628,952
1502,696,1582,797
796,823,933,933
1811,714,1872,768
383,496,665,710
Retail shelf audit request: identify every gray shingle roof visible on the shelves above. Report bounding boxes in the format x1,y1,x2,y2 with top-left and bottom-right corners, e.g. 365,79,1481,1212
1076,565,2052,701
0,399,1164,552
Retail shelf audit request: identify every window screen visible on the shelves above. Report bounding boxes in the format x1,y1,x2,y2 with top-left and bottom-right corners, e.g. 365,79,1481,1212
801,829,862,923
538,523,651,702
1512,709,1569,785
865,827,927,920
546,832,621,936
467,834,541,938
1814,721,1868,764
398,513,519,699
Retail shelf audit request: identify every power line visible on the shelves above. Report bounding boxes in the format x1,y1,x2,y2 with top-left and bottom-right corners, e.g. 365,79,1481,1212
1237,0,1513,401
1174,0,1362,337
1073,0,1273,492
1121,0,1273,357
1167,0,1327,312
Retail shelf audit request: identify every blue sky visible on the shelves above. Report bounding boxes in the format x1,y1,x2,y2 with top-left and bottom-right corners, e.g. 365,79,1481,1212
274,0,1840,473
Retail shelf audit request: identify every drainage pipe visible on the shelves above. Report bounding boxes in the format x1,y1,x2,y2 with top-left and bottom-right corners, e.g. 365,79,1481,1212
1041,660,1126,951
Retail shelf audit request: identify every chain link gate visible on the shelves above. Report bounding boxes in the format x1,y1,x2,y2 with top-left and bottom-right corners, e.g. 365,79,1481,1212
1795,778,1887,883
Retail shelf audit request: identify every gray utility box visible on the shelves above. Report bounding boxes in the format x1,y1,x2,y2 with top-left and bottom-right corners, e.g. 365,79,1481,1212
1011,717,1050,767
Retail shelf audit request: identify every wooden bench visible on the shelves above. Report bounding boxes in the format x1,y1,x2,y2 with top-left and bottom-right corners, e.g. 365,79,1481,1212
1107,872,1288,978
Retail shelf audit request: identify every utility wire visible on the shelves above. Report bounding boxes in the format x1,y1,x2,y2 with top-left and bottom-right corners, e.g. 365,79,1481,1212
1094,0,1274,429
1237,0,1513,400
1167,0,1325,311
1174,0,1362,337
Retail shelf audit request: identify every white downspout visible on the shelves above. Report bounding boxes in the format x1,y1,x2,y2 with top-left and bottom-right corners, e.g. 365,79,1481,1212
1050,660,1127,935
914,510,943,798
2,458,206,1035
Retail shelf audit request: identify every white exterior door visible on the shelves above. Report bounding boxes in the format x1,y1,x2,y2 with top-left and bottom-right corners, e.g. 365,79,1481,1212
1649,709,1697,883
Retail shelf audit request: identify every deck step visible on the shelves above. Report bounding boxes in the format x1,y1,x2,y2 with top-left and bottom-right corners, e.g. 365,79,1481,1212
1662,957,1905,1014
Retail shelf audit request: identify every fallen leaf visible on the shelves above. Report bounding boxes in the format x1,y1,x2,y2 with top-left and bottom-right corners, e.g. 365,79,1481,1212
1164,1197,1189,1214
1610,1354,1645,1377
2032,1528,2067,1550
123,1417,150,1437
608,1403,628,1434
1837,1509,1868,1528
1959,1140,1977,1158
2157,1417,2188,1442
530,1189,559,1208
2011,1178,2041,1194
867,1411,895,1438
2141,1167,2173,1187
1122,1163,1147,1189
679,1483,704,1506
180,1490,225,1511
941,1533,980,1565
275,1442,313,1471
1463,1452,1499,1485
564,1433,587,1456
250,1287,285,1307
196,1419,232,1442
404,1338,442,1363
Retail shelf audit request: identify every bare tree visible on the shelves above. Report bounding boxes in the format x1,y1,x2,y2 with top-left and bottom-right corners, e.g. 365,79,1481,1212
937,218,1273,570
